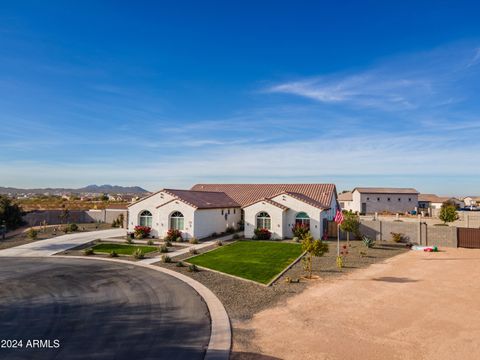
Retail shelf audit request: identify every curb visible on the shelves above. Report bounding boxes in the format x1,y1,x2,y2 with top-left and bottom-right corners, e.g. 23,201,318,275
54,255,231,360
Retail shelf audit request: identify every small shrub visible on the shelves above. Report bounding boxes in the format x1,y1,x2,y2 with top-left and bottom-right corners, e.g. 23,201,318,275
390,232,404,243
362,235,375,248
125,236,134,244
232,233,240,240
165,229,182,242
189,237,199,244
176,261,185,267
164,240,172,247
83,248,94,256
216,240,223,246
68,223,79,232
189,248,198,255
254,228,271,240
27,228,38,240
225,226,236,234
211,232,218,237
146,239,154,245
176,236,183,242
292,236,300,243
133,248,145,259
159,244,169,253
161,255,171,263
188,264,199,272
134,225,151,239
109,250,118,257
292,224,309,239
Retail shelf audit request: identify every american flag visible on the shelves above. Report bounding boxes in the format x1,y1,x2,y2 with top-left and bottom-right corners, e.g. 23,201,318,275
334,209,344,224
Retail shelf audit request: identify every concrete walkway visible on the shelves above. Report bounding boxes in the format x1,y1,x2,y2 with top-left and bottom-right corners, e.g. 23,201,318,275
0,228,124,257
139,232,240,264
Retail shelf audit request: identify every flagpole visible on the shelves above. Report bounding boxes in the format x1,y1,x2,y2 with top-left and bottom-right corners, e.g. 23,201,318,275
337,222,340,257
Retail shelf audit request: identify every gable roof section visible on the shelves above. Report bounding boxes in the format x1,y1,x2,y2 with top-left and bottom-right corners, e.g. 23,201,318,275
418,194,461,203
353,187,419,194
338,191,353,201
190,184,336,209
162,189,240,209
243,198,289,210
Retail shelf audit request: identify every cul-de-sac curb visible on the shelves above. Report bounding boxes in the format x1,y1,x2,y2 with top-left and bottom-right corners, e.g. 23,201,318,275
54,255,232,360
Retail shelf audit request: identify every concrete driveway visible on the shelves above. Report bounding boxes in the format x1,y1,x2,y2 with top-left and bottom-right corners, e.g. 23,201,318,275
0,228,124,256
0,257,211,360
235,248,480,360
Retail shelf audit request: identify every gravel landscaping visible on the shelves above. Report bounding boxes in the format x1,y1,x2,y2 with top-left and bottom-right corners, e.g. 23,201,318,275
153,238,407,357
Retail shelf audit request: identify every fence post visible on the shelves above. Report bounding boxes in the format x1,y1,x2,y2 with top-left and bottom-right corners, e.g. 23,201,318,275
379,220,382,241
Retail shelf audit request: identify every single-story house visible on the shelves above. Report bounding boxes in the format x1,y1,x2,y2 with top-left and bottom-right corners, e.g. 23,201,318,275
344,187,419,214
128,184,339,240
338,191,353,211
418,194,463,210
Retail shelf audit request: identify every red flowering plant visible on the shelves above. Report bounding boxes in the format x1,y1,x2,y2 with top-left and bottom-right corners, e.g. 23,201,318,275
292,223,310,239
134,226,151,239
254,228,271,240
165,229,182,242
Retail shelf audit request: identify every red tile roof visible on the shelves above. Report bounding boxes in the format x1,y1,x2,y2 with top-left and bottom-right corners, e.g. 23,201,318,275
162,189,240,209
191,184,336,209
243,198,289,210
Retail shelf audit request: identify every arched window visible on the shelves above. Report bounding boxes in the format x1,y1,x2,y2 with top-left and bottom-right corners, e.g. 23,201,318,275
170,211,184,230
256,212,271,230
139,210,152,227
295,212,310,228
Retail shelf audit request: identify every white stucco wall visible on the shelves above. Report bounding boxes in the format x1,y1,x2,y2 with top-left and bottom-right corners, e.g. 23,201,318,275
193,208,241,239
351,190,418,214
243,201,285,240
157,199,196,239
127,191,177,237
339,200,354,211
270,194,322,239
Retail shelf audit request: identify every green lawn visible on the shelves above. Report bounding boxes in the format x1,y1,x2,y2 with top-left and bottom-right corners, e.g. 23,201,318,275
187,240,303,284
91,243,158,255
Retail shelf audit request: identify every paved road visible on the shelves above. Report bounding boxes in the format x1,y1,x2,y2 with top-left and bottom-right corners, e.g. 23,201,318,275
0,257,211,360
0,228,124,257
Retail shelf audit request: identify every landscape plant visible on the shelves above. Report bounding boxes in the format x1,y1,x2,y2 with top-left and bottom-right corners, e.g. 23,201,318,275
165,229,182,242
109,250,118,257
161,255,171,263
292,223,309,239
390,232,404,243
439,202,459,224
68,223,78,232
159,244,169,253
189,237,199,244
133,248,145,259
188,264,199,272
0,195,25,230
254,228,271,240
301,232,329,278
27,228,38,240
134,225,151,239
83,248,94,256
339,211,361,247
225,226,236,234
362,235,376,252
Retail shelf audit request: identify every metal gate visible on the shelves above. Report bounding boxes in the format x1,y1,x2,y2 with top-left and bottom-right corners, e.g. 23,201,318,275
457,227,480,248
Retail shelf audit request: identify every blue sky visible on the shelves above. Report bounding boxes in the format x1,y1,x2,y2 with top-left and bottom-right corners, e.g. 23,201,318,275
1,1,480,195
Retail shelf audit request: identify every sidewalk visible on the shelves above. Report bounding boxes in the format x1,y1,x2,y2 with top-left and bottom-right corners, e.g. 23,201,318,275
0,228,124,257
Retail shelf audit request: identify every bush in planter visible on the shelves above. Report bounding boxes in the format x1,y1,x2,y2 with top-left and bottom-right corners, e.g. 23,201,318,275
390,232,404,243
225,226,236,234
83,248,94,256
134,226,151,239
216,240,223,246
293,236,300,243
159,244,169,253
147,239,154,245
109,250,118,257
189,237,199,244
254,228,271,240
27,228,38,240
232,233,240,240
68,223,79,232
176,261,185,267
292,224,309,239
165,229,182,242
161,255,171,263
125,237,134,244
189,248,198,255
188,264,199,272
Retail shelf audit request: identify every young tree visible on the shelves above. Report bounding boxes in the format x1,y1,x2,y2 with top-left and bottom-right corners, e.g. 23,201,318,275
439,202,459,224
0,195,25,230
59,207,70,224
339,211,360,247
301,232,329,278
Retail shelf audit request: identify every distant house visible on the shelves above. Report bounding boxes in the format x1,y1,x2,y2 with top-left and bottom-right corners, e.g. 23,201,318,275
128,184,339,240
418,194,463,210
346,187,419,214
338,191,354,211
463,196,480,207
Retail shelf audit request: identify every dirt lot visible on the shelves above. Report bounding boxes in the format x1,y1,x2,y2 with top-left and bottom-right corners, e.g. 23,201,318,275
233,247,480,360
0,223,112,250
